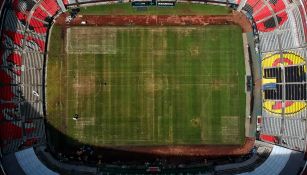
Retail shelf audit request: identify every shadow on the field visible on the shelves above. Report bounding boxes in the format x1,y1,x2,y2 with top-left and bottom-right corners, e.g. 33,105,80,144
45,122,161,163
45,123,240,164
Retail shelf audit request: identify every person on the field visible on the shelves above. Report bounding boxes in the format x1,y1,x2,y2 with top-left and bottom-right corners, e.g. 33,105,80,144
73,114,79,120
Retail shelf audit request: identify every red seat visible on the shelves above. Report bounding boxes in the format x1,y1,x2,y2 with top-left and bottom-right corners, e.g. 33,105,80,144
246,0,264,14
3,30,24,46
32,7,49,21
268,0,286,13
260,134,278,143
0,70,12,84
62,0,68,5
7,53,22,66
253,6,272,22
23,138,38,146
256,11,288,32
0,122,23,140
0,87,14,101
40,0,60,16
14,11,27,21
3,30,46,51
0,70,14,101
29,18,48,34
27,36,45,51
276,11,288,27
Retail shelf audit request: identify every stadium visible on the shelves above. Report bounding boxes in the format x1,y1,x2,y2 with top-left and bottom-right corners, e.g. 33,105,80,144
0,0,306,174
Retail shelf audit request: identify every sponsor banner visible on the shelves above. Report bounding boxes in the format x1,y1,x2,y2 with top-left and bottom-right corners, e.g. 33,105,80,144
262,78,276,84
262,78,277,90
132,1,156,6
262,52,307,115
131,0,175,7
157,1,175,6
262,52,305,69
262,83,277,90
263,101,306,115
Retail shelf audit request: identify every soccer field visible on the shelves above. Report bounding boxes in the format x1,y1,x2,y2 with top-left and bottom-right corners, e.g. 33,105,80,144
47,26,246,148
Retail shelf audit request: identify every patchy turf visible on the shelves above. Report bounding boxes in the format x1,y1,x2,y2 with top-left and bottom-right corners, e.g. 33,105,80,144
78,3,231,15
47,25,246,148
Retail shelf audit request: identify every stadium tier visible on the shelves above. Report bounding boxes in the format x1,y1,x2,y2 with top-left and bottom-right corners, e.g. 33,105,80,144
0,0,306,174
0,0,65,153
246,0,307,151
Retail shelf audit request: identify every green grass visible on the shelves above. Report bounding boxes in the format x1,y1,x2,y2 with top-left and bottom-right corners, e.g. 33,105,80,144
47,25,246,148
78,3,231,15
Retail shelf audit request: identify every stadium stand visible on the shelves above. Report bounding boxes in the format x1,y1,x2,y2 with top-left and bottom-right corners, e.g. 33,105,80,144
259,134,279,143
240,0,307,152
214,140,304,175
238,145,292,175
0,162,6,175
0,0,306,174
215,143,272,174
15,147,58,175
0,0,65,154
226,0,307,152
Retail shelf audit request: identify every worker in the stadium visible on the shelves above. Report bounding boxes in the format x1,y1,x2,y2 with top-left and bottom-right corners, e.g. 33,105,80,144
73,114,79,120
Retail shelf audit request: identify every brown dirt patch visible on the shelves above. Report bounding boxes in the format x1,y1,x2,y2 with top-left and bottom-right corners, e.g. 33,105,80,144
211,79,228,90
110,137,255,157
55,12,252,32
190,117,201,128
73,75,96,95
145,77,163,93
189,46,200,56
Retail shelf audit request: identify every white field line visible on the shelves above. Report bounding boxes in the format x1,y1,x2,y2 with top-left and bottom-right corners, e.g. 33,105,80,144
65,47,68,135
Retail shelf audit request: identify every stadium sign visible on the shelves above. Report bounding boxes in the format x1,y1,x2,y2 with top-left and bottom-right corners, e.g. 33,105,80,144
132,0,176,7
132,0,156,6
157,1,176,6
262,78,277,90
